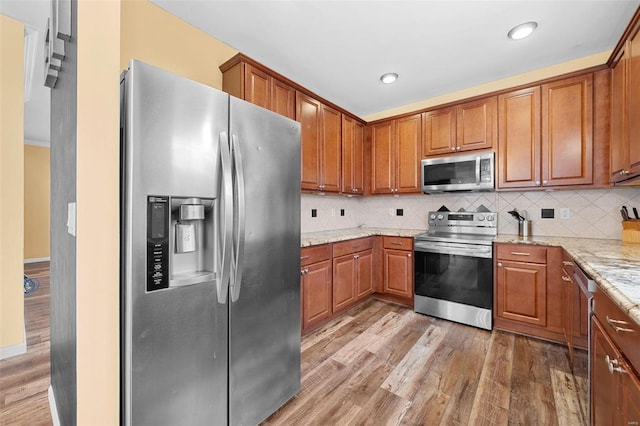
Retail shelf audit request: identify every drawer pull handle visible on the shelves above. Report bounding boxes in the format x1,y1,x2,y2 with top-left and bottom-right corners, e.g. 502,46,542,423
606,316,636,334
605,355,627,375
352,245,360,249
391,242,404,246
562,261,573,266
561,276,571,282
300,269,309,275
510,251,531,256
300,255,311,260
354,255,360,260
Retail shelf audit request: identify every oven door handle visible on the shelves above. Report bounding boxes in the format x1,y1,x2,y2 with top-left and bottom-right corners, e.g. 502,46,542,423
414,241,492,258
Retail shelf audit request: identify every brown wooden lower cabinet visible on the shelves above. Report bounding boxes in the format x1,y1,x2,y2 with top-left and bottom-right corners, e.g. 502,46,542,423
494,243,564,343
591,285,640,425
300,244,332,333
301,236,414,334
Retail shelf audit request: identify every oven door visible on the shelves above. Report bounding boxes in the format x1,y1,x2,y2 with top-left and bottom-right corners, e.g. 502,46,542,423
414,240,493,329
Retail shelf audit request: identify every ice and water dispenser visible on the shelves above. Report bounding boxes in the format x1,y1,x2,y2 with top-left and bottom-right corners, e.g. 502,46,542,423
146,196,215,292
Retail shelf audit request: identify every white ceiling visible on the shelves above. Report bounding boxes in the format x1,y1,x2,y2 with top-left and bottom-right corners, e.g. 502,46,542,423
2,0,639,146
152,0,640,119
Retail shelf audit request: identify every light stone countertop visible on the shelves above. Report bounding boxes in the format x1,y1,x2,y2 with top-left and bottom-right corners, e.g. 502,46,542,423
301,227,426,247
301,228,640,327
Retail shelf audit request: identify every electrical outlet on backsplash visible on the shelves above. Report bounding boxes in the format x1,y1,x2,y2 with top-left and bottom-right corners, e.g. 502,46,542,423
301,188,640,239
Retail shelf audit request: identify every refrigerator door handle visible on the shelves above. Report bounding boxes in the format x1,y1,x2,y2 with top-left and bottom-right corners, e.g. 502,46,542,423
217,131,233,304
230,134,246,302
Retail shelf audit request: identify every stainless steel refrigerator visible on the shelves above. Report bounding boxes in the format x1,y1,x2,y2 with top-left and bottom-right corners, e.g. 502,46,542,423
120,59,301,426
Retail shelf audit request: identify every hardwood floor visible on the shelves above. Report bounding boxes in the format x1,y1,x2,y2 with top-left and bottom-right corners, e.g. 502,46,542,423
0,264,588,425
0,262,53,426
264,298,588,426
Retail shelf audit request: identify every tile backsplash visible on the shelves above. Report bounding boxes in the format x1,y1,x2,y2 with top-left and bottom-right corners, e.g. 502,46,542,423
302,187,640,240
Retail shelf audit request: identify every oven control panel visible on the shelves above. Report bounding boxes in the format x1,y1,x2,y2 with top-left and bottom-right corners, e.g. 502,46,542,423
428,211,497,228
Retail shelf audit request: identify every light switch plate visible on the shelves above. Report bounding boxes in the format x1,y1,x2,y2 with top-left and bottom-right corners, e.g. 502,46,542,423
560,208,571,219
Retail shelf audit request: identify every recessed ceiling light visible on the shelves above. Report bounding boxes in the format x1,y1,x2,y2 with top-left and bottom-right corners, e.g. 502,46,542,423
507,21,538,40
380,73,398,84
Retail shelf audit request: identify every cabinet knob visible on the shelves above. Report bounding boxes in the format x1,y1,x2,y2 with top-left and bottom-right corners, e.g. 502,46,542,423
451,147,456,151
407,253,411,258
561,276,571,282
543,180,548,185
535,180,540,186
605,355,627,375
456,147,461,151
497,262,503,267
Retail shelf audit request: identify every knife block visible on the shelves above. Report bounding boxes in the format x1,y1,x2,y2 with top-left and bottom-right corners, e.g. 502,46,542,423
622,219,640,244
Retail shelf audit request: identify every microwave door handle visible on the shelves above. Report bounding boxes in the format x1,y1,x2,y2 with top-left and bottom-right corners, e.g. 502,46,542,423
475,157,481,185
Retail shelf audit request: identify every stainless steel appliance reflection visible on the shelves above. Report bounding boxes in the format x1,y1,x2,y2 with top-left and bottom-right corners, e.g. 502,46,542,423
120,60,301,426
414,209,497,330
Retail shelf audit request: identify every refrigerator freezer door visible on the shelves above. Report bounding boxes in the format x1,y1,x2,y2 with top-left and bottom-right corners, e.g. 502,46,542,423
228,98,302,426
121,60,229,426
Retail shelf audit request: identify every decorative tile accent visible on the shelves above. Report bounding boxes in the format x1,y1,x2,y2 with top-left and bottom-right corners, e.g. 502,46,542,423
302,187,640,240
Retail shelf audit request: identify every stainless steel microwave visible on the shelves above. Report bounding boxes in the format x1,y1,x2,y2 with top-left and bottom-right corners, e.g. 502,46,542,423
421,152,495,193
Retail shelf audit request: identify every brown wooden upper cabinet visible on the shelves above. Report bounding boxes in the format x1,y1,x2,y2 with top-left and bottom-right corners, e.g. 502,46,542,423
422,96,496,156
220,58,296,120
297,92,341,192
611,25,640,183
370,114,422,194
342,115,365,194
498,73,594,189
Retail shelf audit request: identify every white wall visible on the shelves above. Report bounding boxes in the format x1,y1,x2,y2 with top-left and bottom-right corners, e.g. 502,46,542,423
302,187,640,240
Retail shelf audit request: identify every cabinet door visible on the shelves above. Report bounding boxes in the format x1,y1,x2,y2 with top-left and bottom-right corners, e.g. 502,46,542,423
495,260,547,326
371,121,395,194
271,79,295,120
355,249,373,299
244,64,271,111
395,114,421,193
623,365,640,426
297,92,322,190
383,249,413,298
301,260,332,332
629,30,640,177
541,74,593,186
341,117,364,194
422,107,456,156
498,87,541,189
611,45,628,182
320,105,342,192
591,317,622,426
456,96,496,152
561,267,575,365
333,255,356,313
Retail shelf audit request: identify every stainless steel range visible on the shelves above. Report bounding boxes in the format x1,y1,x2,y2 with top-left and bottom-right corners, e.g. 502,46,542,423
414,209,497,330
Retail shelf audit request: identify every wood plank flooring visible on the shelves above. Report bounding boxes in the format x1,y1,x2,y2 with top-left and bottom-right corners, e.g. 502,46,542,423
264,298,588,426
0,264,588,425
0,262,53,425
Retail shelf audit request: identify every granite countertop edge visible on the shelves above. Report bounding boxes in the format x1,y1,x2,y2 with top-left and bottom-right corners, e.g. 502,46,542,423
302,229,640,327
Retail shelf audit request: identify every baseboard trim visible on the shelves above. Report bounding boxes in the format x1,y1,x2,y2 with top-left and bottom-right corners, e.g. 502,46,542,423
24,257,51,264
48,386,61,426
0,339,27,360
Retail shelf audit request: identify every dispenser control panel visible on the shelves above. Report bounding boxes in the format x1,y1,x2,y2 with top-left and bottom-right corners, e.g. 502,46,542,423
147,196,169,291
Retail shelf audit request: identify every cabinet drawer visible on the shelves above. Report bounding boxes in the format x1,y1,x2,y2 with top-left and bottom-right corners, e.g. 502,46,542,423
496,244,547,264
383,236,413,250
300,244,331,267
594,288,640,374
332,237,374,258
